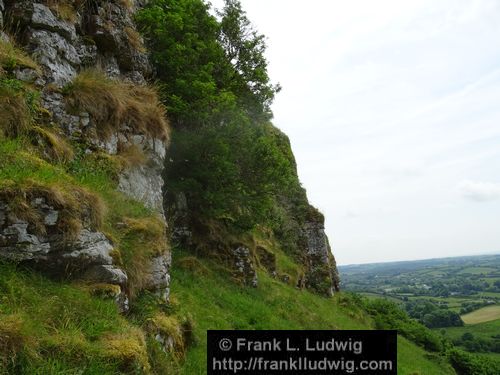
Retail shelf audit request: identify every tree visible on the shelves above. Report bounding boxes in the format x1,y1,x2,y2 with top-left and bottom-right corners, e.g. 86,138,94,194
217,0,280,120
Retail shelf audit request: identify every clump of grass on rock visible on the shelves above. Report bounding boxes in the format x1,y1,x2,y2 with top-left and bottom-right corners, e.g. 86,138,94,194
0,38,40,73
0,179,105,239
63,70,170,141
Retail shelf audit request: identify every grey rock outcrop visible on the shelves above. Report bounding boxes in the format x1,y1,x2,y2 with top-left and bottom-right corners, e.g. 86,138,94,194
0,198,111,269
83,265,129,286
302,218,340,296
0,0,170,308
143,252,172,301
233,246,258,287
118,136,166,214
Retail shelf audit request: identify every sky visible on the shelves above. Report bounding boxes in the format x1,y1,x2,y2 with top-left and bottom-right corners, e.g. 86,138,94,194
211,0,500,265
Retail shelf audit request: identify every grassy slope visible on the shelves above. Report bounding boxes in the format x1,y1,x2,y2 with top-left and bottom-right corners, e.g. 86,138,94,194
0,262,142,374
0,136,169,373
169,250,456,375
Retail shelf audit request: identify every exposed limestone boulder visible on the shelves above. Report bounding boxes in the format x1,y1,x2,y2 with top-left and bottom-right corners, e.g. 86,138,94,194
86,0,151,77
12,2,77,41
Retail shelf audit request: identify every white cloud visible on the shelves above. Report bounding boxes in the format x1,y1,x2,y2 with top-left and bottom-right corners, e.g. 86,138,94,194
458,181,500,202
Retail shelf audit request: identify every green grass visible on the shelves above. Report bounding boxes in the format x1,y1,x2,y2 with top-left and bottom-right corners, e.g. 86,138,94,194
462,305,500,324
440,319,500,345
169,250,455,374
398,336,455,375
0,262,141,374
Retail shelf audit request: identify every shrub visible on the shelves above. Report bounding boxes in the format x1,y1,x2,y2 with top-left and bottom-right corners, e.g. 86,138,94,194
63,70,170,141
364,298,444,352
447,348,500,375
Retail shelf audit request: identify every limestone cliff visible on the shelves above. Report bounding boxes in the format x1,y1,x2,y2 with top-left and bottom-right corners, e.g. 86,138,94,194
0,0,338,307
0,0,170,310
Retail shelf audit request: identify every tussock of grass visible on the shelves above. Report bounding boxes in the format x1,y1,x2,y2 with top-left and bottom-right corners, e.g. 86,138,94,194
0,80,34,138
0,39,40,72
100,328,150,373
31,125,74,162
43,0,78,22
146,314,185,354
119,216,168,296
117,143,147,168
64,70,170,142
0,179,105,239
124,26,146,53
0,262,141,374
119,0,135,10
176,256,209,276
0,314,34,367
85,283,122,299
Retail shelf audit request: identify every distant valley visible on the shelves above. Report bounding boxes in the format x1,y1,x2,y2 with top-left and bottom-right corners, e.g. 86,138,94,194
340,254,500,358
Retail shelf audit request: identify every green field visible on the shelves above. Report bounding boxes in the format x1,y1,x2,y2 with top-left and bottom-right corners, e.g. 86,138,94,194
462,305,500,324
459,267,498,275
442,319,500,341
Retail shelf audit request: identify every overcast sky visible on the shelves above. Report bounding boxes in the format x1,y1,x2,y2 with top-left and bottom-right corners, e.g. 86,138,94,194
212,0,500,265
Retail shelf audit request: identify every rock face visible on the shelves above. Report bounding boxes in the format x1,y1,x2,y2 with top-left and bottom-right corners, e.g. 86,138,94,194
118,136,166,214
0,1,4,29
143,252,172,301
233,246,258,287
302,218,340,296
0,0,170,307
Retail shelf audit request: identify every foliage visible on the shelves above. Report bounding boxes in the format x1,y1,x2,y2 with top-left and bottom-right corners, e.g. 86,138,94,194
447,348,500,375
363,298,445,352
166,121,298,233
136,0,279,126
405,300,464,328
217,0,281,120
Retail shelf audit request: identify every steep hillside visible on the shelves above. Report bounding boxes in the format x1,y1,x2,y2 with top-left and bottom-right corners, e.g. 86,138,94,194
0,1,478,374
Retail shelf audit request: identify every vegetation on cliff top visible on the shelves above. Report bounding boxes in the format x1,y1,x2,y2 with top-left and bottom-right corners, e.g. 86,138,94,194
137,0,317,269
